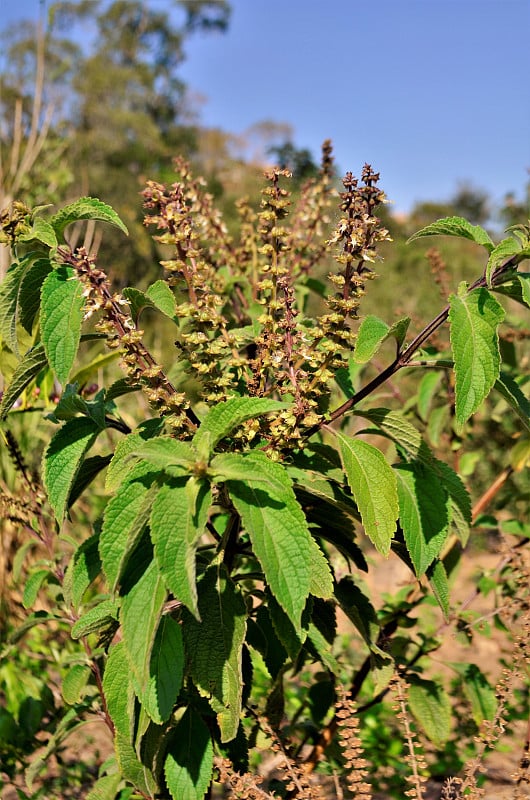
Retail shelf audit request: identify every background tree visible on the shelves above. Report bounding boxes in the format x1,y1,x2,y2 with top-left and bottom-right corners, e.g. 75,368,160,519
1,0,230,280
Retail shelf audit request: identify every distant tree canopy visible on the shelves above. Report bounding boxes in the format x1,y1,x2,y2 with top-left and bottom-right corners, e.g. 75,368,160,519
1,0,231,278
408,183,491,230
267,141,320,182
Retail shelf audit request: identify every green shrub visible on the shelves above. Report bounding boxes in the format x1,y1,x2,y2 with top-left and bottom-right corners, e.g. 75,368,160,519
1,146,529,798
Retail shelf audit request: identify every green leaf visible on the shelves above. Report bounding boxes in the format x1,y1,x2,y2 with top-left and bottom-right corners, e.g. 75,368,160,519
0,258,29,352
84,773,123,800
494,372,530,434
355,407,428,462
247,605,288,678
103,642,135,740
267,592,308,661
353,315,390,363
225,452,312,632
407,215,494,251
150,477,211,619
142,616,184,725
71,598,119,639
353,315,410,363
62,664,91,705
491,273,530,308
336,413,465,539
307,622,339,674
449,288,505,426
336,433,398,556
408,677,452,747
40,266,85,385
22,569,51,608
124,281,176,322
147,279,177,316
417,371,442,421
457,664,497,725
18,257,53,335
67,454,113,510
0,343,48,418
115,731,157,796
123,287,160,323
182,567,246,742
335,577,386,657
103,643,157,795
20,217,58,249
192,397,286,459
485,236,523,286
519,274,530,306
308,538,334,600
51,197,128,240
432,459,471,545
387,316,411,348
99,473,159,591
43,416,101,522
164,708,213,800
395,462,451,576
105,419,163,492
49,384,107,427
63,533,102,610
121,560,167,708
133,436,195,476
426,560,450,621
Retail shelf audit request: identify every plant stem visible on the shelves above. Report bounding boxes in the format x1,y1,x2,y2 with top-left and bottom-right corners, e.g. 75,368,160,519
309,254,519,436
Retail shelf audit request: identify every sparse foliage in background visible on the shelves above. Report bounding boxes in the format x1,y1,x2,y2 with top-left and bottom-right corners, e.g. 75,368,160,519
1,136,530,800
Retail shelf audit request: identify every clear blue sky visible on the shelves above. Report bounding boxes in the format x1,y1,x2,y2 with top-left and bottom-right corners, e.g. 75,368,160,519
2,0,529,215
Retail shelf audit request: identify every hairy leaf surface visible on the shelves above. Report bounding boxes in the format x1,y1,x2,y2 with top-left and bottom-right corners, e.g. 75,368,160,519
40,266,85,385
182,567,246,742
353,315,390,363
104,669,158,800
71,598,119,639
51,197,128,240
43,416,101,522
100,472,159,591
20,217,58,250
0,259,28,352
133,436,195,476
335,577,386,657
395,463,451,576
63,533,101,609
224,453,312,631
449,288,505,426
105,419,163,491
192,397,286,459
0,344,48,418
485,236,523,285
164,708,213,800
121,560,167,711
337,433,398,556
150,477,211,619
353,314,410,363
103,641,135,740
407,216,494,251
408,677,452,747
427,560,450,620
142,616,184,725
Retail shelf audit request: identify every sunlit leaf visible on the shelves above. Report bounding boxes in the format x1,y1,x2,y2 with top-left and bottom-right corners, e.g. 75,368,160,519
449,288,505,426
40,266,85,385
407,216,494,251
336,432,398,556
